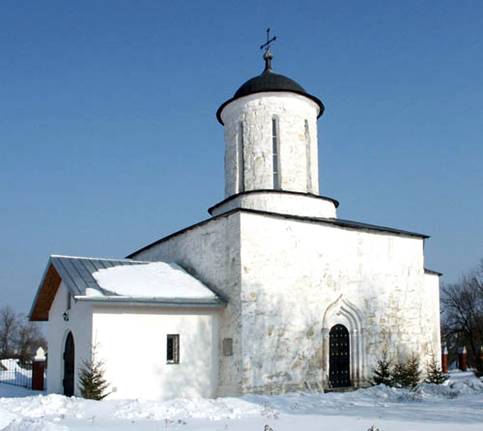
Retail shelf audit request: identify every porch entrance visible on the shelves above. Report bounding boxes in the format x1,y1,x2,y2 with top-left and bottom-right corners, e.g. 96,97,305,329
63,332,75,396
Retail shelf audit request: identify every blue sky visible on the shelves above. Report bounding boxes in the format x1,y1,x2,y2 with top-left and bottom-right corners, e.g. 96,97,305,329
1,1,482,313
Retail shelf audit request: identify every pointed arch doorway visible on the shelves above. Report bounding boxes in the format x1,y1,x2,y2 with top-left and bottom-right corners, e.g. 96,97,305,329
322,295,366,388
63,332,75,396
329,324,351,388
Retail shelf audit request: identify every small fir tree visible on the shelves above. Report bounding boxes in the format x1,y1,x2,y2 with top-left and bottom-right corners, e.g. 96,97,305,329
391,361,408,388
425,354,448,384
404,355,421,388
78,352,110,400
372,351,393,386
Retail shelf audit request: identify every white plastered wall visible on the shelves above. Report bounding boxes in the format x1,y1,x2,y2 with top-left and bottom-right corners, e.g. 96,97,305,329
422,273,442,365
46,282,92,395
130,213,242,396
92,305,220,400
127,210,440,396
221,93,320,196
238,211,438,393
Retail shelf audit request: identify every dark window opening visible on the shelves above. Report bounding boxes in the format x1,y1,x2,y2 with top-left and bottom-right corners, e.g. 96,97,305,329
272,117,280,189
167,334,180,364
304,119,313,193
223,338,233,356
238,122,245,193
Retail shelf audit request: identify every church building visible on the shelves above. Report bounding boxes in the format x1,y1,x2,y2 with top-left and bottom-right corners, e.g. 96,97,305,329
30,41,442,400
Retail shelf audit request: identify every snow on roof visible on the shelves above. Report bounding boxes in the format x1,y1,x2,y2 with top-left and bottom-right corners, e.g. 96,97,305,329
30,256,225,321
91,262,217,300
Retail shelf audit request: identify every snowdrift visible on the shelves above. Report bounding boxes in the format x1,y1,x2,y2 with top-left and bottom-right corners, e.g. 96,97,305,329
0,372,482,431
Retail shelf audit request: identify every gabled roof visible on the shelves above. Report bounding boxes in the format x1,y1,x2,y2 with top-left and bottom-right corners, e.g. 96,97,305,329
49,255,145,296
29,255,226,321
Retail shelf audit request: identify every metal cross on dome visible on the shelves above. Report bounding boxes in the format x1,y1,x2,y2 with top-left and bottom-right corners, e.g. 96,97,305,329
260,28,277,71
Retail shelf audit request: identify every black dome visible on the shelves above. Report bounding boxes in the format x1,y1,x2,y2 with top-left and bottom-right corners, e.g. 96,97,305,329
234,70,307,98
216,69,324,124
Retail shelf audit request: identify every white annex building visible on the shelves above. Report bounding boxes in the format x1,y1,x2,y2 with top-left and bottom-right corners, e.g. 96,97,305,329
30,45,442,400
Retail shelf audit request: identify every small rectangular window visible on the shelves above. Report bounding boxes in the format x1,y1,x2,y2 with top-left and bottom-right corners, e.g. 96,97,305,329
66,292,71,310
167,334,180,364
223,338,233,356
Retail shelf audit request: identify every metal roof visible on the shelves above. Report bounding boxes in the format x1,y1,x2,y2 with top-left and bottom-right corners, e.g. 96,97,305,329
208,189,340,216
128,208,430,259
30,255,225,321
216,69,324,125
331,217,429,239
49,255,148,296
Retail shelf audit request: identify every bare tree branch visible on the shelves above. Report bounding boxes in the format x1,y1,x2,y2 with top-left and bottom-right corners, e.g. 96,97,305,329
441,259,483,371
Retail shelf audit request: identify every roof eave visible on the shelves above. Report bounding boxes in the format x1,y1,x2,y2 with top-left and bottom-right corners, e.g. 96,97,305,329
208,189,339,215
216,90,324,125
75,295,226,308
424,268,443,277
28,258,52,321
127,208,429,260
29,257,62,321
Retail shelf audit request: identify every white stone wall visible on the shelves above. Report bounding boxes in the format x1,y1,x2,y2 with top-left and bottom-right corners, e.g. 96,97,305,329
221,93,320,197
92,305,220,400
129,209,440,396
237,211,439,393
210,191,337,219
130,213,243,396
46,282,92,395
423,273,442,365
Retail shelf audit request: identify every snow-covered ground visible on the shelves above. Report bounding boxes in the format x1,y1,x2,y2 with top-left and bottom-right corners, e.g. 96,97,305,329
1,371,482,431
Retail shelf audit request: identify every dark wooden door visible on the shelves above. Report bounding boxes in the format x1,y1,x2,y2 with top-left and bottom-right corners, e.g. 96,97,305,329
329,324,351,388
63,332,75,396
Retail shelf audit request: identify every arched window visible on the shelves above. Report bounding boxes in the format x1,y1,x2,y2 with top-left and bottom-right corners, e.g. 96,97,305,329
272,117,280,189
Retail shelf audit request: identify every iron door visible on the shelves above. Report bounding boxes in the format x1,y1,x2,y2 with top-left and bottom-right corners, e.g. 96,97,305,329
63,332,75,396
329,324,351,387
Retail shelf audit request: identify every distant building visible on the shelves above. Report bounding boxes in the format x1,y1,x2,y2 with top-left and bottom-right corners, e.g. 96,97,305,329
30,45,441,400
